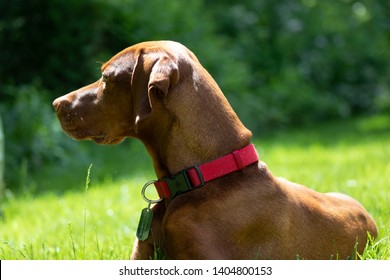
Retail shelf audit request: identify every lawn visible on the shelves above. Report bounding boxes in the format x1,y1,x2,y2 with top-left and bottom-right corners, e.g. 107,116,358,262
1,114,389,259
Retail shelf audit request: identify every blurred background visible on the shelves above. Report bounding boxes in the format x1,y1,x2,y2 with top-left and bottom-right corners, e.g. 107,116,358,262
0,0,389,195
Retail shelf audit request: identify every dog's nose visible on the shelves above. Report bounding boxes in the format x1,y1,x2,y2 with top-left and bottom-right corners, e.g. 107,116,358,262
52,98,61,111
52,96,70,112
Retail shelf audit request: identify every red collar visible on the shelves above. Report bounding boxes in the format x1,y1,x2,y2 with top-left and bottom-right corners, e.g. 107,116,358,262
154,144,259,199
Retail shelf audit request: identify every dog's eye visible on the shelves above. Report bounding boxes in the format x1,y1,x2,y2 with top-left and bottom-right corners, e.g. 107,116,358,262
102,74,109,83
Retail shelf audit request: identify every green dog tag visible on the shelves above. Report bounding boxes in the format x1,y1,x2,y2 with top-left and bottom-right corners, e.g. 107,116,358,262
136,207,153,241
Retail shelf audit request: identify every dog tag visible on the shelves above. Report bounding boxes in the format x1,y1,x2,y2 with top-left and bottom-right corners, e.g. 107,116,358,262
136,207,153,241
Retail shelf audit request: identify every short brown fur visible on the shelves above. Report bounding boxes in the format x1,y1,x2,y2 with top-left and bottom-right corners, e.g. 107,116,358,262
53,41,377,259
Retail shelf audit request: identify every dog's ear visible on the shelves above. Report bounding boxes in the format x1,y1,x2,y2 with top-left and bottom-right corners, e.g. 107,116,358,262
148,55,179,96
131,51,179,129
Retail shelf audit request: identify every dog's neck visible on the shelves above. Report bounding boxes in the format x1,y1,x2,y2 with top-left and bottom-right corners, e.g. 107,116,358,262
135,68,252,179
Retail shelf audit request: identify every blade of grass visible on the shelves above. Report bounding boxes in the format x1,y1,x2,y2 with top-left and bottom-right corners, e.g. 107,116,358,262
68,222,76,260
83,163,93,259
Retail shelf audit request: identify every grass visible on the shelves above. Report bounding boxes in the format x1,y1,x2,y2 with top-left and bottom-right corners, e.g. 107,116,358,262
0,114,389,259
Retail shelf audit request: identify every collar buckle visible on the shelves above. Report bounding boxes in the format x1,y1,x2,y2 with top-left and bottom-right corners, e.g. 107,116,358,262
165,165,205,197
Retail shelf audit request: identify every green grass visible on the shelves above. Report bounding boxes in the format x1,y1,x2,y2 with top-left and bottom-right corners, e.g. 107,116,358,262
1,114,389,259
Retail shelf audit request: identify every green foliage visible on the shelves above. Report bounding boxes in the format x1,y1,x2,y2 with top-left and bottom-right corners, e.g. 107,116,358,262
0,0,225,93
2,0,388,109
1,0,96,91
0,84,80,192
207,0,390,131
0,0,389,191
0,115,4,195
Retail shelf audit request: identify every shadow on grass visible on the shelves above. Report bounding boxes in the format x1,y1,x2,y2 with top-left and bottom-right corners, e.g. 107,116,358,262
258,113,390,148
26,139,154,196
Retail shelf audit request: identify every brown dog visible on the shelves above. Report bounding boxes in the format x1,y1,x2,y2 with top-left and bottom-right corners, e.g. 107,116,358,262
53,40,377,259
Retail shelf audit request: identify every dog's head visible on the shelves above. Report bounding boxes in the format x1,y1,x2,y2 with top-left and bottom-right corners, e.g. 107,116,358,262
53,41,196,144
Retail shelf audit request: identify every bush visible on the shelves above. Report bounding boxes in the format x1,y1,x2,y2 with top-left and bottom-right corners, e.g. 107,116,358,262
0,84,80,192
0,115,4,196
207,0,390,132
1,0,389,129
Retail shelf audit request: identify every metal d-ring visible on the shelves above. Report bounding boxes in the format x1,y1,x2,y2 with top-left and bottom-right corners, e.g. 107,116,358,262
141,180,163,204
